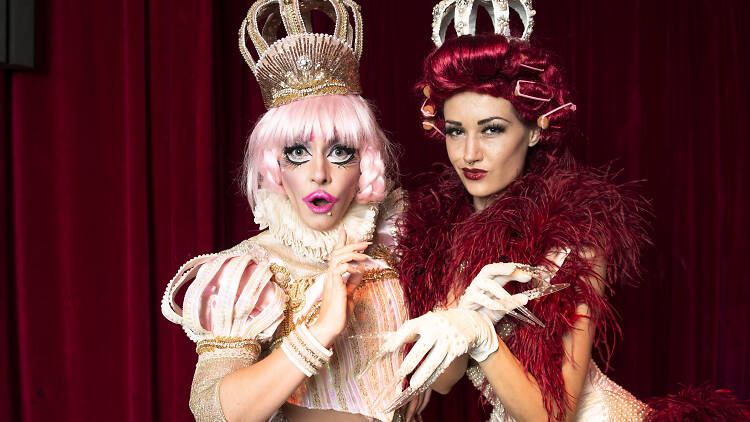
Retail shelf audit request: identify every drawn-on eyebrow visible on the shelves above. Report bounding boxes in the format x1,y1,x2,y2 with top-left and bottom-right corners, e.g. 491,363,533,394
477,116,511,125
445,120,463,126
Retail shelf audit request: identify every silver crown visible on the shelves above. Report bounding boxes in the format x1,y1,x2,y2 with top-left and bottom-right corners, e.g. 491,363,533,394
431,0,536,47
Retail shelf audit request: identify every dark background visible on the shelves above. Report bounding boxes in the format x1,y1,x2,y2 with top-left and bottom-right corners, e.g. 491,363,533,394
2,0,749,420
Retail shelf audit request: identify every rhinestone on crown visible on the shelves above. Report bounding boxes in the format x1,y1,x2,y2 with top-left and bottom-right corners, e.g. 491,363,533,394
239,0,364,109
431,0,536,47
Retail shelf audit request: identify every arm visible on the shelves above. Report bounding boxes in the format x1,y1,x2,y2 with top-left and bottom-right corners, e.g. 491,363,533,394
430,263,534,395
479,254,606,422
190,232,369,422
429,354,470,394
217,320,342,422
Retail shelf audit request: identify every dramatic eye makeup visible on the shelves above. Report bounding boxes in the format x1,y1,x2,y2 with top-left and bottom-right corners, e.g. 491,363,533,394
445,121,465,138
481,124,507,135
282,144,312,165
327,144,357,166
478,117,510,136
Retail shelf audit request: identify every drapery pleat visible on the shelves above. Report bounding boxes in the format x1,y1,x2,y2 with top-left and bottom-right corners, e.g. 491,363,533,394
1,1,748,421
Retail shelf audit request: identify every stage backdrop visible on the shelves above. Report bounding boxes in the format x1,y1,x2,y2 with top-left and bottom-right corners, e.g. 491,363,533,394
2,0,748,420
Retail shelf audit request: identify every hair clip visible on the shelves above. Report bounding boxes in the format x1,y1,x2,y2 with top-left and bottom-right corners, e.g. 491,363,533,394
422,120,445,136
537,102,576,129
421,97,436,118
514,80,552,102
520,63,544,72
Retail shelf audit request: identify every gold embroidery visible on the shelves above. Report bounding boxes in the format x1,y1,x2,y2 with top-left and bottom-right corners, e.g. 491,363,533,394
370,244,400,271
196,337,261,359
361,268,399,282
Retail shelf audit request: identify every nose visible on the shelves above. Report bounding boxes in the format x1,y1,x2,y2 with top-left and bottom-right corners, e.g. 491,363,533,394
463,134,482,164
311,157,329,185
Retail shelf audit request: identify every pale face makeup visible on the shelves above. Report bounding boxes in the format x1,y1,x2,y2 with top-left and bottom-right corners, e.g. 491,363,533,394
278,134,361,231
443,91,540,211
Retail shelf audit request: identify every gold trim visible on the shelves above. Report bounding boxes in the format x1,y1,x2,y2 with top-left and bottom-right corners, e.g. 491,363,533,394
196,337,262,358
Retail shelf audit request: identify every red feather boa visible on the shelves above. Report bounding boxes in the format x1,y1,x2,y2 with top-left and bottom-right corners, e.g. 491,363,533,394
645,385,750,421
397,163,651,420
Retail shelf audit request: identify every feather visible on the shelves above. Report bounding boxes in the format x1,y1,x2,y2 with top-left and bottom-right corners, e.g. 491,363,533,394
645,385,750,421
397,162,651,420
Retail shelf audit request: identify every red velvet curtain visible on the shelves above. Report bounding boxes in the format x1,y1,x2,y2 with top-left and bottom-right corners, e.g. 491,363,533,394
1,1,748,421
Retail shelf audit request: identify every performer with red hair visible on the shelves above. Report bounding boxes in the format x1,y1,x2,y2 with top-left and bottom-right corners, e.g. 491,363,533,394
379,1,750,421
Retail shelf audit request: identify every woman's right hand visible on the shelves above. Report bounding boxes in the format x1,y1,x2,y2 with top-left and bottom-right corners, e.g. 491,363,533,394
308,229,369,347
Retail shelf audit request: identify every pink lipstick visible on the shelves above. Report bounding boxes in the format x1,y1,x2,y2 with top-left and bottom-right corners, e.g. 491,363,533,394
462,168,488,180
302,190,339,214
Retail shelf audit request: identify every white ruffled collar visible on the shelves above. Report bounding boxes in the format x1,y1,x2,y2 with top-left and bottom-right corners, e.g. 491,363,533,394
252,189,379,263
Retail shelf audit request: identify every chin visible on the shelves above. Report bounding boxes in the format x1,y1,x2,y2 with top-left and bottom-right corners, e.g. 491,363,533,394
299,214,339,232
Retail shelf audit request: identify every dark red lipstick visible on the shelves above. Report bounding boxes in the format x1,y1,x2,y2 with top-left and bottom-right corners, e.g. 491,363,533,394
462,168,487,180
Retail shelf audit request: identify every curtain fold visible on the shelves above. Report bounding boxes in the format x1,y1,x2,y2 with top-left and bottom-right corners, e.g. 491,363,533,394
1,1,748,421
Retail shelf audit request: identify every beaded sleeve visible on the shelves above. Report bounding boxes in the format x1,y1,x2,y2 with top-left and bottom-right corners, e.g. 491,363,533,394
161,239,287,421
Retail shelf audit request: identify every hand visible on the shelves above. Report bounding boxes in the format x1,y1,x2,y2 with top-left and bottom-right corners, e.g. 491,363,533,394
309,230,369,347
380,308,497,395
403,390,431,422
458,262,532,324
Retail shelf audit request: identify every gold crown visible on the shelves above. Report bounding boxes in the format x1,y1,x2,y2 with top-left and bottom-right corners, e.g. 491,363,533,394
431,0,536,46
239,0,363,109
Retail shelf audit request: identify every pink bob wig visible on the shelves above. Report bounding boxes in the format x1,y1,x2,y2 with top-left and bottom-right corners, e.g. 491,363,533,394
418,34,576,172
242,94,396,209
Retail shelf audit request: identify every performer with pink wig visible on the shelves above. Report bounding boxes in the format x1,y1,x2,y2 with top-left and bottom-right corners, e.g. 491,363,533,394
161,1,415,421
379,1,750,421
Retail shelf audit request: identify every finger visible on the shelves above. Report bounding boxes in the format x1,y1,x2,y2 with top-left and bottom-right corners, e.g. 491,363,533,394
408,340,449,389
330,252,370,266
418,390,431,413
346,272,364,295
508,268,533,283
398,335,436,378
477,280,513,302
415,354,452,394
330,241,371,254
381,320,419,352
509,292,529,307
469,292,511,311
337,229,347,249
336,263,363,276
404,396,418,422
477,262,517,278
329,243,371,262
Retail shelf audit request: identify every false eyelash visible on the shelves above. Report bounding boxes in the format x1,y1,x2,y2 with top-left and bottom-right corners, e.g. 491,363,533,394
282,144,310,166
482,124,507,133
330,145,358,166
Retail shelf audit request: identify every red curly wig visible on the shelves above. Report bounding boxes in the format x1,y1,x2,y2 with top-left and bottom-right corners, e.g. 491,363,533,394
417,34,576,172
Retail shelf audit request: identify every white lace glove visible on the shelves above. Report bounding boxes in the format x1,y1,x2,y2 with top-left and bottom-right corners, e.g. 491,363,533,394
458,262,532,324
380,308,498,395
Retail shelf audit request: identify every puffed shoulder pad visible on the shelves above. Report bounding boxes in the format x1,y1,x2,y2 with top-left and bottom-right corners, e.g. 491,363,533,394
374,188,406,252
161,240,287,343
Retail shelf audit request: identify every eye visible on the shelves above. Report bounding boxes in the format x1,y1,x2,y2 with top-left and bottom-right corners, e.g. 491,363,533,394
482,124,506,135
445,126,464,138
328,144,356,165
283,144,311,164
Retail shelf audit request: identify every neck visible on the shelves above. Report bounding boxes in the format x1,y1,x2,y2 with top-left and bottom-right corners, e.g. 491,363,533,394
252,189,379,263
473,188,508,211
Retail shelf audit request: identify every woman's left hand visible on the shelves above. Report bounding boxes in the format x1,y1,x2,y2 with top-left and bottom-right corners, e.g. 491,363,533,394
380,308,497,395
458,262,531,324
402,390,431,422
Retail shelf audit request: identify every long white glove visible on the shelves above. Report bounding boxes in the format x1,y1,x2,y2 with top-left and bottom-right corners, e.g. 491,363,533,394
458,262,532,324
380,308,497,395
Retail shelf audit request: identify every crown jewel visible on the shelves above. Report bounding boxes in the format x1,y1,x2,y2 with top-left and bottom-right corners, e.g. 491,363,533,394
431,0,536,46
239,0,363,109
